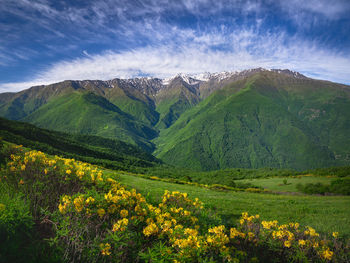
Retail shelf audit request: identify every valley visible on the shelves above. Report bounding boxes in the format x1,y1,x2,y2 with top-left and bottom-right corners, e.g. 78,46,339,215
1,68,350,262
2,1,350,261
1,68,349,171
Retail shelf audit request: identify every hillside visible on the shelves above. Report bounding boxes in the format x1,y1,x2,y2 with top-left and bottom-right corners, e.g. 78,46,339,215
0,117,160,170
1,69,350,171
154,71,350,170
1,143,349,262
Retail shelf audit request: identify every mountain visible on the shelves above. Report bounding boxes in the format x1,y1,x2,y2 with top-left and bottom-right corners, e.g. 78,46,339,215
154,71,350,170
1,68,349,170
156,75,201,128
0,80,159,151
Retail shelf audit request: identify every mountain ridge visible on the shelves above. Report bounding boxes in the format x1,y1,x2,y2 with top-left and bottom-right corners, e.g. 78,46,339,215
1,68,349,171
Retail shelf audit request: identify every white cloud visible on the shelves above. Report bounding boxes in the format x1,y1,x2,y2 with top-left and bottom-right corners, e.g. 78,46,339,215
1,27,349,92
278,0,350,19
1,0,350,93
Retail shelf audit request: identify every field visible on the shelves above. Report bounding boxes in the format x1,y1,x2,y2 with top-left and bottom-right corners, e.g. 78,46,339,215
1,143,349,262
112,171,350,237
235,176,334,192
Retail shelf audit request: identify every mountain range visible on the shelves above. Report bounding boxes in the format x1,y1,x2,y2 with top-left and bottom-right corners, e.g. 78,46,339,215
1,68,349,171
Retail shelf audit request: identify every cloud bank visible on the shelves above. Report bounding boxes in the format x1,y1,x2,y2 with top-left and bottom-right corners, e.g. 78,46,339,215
1,0,350,92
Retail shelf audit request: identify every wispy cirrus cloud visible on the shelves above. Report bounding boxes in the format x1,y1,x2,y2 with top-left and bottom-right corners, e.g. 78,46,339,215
1,0,350,92
277,0,350,19
1,26,349,92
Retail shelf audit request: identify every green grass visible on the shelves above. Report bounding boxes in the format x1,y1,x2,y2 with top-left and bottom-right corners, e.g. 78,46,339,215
108,171,350,238
236,176,335,192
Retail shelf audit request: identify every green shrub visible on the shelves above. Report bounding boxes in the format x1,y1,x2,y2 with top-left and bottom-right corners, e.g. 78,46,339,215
296,178,350,195
235,182,262,190
329,178,350,195
0,182,33,262
296,182,330,195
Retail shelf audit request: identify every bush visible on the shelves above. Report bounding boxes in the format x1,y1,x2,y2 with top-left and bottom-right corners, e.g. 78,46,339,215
329,178,350,195
0,182,34,262
296,178,350,195
235,182,262,190
296,182,330,195
3,145,349,262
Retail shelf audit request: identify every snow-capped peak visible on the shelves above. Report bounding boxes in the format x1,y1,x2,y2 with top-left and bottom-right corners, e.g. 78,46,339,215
162,73,200,85
162,71,239,85
161,68,306,86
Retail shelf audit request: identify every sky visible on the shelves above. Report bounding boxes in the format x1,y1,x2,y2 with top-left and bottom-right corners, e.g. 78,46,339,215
1,0,350,92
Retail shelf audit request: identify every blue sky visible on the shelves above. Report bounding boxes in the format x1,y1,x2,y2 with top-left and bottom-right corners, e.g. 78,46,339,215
1,0,350,92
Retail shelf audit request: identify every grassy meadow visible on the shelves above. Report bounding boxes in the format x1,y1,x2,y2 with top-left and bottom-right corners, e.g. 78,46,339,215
112,171,350,238
1,142,349,262
235,176,334,192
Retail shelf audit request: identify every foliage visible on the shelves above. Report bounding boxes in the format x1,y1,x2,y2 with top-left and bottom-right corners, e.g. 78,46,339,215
302,166,350,178
115,171,350,238
2,145,349,262
0,180,60,262
2,145,105,218
297,178,350,195
0,117,160,172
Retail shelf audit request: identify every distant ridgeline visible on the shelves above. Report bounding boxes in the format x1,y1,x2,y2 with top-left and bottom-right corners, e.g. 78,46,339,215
1,68,349,171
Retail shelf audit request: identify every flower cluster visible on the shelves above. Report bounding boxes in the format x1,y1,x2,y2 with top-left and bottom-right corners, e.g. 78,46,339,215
5,149,105,187
3,145,348,262
235,212,343,261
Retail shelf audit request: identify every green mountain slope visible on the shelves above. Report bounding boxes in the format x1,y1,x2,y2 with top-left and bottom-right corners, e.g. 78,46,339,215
156,77,200,128
0,70,349,171
0,80,160,152
0,81,84,120
0,117,160,170
154,72,350,170
22,91,158,151
105,83,159,126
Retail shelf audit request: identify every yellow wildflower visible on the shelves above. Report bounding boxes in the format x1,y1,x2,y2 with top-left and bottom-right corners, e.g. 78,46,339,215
184,228,198,236
230,228,240,239
321,248,333,260
97,208,106,218
112,218,129,232
120,209,128,218
85,197,95,204
262,220,278,229
58,203,68,214
143,223,159,236
304,226,319,237
73,196,84,212
100,243,111,256
66,169,71,175
298,239,306,246
284,240,292,248
332,232,339,238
